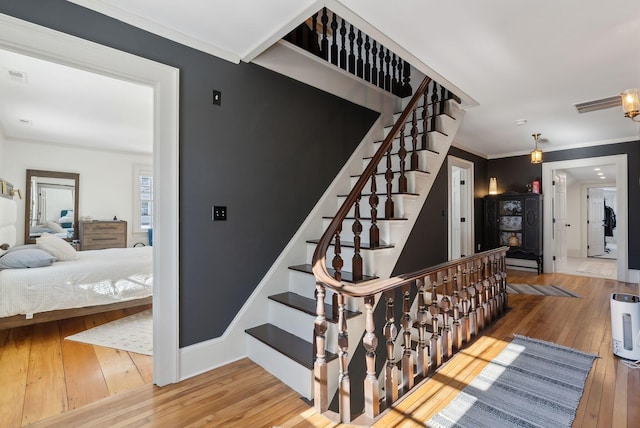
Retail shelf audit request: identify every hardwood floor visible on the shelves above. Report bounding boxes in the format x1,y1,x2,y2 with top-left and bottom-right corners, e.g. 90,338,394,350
0,305,152,427
4,271,640,427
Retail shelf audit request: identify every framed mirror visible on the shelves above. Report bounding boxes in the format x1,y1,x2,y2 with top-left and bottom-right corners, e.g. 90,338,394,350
24,169,80,244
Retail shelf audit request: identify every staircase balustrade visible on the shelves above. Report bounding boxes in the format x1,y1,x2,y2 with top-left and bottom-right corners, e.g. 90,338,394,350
312,248,508,424
284,8,413,97
310,67,506,421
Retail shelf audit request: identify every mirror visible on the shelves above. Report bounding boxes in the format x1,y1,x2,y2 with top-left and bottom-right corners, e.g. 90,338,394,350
24,169,80,244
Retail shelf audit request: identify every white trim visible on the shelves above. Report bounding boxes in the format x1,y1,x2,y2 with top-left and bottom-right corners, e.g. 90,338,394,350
447,156,475,259
488,136,638,160
0,13,180,385
542,155,628,282
66,0,240,64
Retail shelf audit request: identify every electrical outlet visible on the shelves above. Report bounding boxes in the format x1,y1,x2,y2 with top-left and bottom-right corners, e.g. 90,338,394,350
212,89,221,106
212,205,227,221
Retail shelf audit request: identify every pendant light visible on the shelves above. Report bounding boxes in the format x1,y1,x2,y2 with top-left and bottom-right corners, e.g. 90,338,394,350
530,133,543,164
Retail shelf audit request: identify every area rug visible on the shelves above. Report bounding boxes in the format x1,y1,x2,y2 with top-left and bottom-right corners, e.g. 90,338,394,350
507,283,581,298
576,260,616,277
66,309,152,355
427,335,597,428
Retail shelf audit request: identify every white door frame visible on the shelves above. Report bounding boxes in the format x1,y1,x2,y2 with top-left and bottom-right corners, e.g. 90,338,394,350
447,156,474,259
542,154,628,282
0,14,180,385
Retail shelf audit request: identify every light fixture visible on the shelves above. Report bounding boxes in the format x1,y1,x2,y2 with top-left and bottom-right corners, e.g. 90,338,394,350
489,177,498,195
621,89,640,122
530,133,543,164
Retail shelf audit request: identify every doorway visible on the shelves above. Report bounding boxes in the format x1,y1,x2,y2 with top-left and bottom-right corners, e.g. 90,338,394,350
0,14,179,385
542,155,627,281
447,156,474,259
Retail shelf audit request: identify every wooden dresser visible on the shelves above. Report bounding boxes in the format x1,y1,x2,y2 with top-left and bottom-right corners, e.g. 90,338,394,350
79,220,127,250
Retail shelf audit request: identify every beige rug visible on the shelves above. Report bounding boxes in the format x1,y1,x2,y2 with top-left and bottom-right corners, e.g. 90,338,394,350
66,309,152,355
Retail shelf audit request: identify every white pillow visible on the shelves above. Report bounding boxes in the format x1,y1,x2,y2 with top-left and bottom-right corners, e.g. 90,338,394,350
36,232,79,261
45,220,66,233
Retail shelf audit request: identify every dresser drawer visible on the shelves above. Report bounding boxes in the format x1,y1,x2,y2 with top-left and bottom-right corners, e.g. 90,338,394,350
79,221,127,250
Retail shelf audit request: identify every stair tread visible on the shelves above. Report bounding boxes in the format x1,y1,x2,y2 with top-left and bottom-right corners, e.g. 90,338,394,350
269,292,361,322
245,323,337,370
288,263,378,283
306,239,394,250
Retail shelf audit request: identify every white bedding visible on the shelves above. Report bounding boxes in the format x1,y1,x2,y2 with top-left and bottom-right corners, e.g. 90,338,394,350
0,246,152,318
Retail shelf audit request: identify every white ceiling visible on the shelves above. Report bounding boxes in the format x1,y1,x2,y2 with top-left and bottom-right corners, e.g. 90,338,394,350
2,0,639,159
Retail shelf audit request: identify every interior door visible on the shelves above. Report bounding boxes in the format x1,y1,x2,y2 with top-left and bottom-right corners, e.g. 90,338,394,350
449,159,474,259
553,173,568,269
451,166,462,258
587,188,605,256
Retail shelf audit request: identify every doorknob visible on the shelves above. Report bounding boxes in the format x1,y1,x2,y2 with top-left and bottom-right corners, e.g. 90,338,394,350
566,224,570,227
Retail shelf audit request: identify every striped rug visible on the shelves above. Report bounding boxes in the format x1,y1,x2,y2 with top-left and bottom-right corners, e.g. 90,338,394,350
427,335,597,428
507,283,580,298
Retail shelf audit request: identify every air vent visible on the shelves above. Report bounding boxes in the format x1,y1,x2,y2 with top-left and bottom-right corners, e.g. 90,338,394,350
7,69,28,84
574,95,620,114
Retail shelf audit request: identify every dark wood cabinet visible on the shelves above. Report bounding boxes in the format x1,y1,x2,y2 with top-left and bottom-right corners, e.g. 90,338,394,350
483,193,542,273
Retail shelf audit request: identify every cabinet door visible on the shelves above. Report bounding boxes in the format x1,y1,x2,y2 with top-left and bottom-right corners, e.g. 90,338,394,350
483,196,499,249
522,196,540,253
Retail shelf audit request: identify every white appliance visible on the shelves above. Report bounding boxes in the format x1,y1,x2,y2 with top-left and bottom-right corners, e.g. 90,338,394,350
610,293,640,360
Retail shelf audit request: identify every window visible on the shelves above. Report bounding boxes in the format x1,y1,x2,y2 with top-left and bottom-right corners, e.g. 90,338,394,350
133,165,153,234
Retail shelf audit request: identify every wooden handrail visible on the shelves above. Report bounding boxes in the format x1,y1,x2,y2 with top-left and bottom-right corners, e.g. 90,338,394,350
311,75,432,294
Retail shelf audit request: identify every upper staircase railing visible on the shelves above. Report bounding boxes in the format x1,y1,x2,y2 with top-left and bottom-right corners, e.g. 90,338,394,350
284,7,413,98
310,71,507,422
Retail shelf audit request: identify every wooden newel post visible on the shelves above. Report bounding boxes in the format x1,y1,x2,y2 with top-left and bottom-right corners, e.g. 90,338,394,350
362,295,379,418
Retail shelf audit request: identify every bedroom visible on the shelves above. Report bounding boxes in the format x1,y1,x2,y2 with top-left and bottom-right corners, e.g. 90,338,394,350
0,45,157,413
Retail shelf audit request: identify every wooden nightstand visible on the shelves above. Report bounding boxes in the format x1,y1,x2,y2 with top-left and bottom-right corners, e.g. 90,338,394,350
79,220,127,250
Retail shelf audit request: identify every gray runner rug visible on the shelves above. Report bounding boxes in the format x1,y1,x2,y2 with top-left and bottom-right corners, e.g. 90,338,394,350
427,335,597,428
507,283,580,298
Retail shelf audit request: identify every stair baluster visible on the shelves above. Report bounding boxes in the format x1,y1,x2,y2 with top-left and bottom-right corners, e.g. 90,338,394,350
383,290,398,404
384,48,391,92
364,35,371,82
440,272,452,360
421,90,429,150
451,267,463,351
398,122,408,193
460,265,471,343
356,30,364,78
378,46,385,90
430,81,439,133
314,284,329,413
401,283,414,392
401,59,412,97
416,278,429,377
429,275,442,369
320,8,329,61
362,295,379,418
371,41,378,86
339,19,347,70
337,293,351,423
348,24,356,74
352,197,363,281
475,259,485,332
410,109,419,171
391,53,398,95
369,175,380,247
384,146,394,219
330,14,338,66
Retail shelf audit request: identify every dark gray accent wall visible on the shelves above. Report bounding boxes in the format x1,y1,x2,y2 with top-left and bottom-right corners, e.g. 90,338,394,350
1,0,379,346
487,140,640,269
392,146,489,275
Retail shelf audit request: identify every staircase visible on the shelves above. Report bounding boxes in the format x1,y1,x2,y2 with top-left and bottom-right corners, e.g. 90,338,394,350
244,80,464,402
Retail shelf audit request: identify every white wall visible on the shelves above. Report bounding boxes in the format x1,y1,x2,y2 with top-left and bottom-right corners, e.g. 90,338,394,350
0,130,6,177
566,180,582,257
4,139,151,246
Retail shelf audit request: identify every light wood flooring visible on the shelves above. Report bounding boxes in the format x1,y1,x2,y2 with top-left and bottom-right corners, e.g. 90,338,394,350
3,271,640,427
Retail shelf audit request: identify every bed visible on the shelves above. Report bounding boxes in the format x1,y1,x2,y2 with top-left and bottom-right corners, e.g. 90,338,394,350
0,195,152,329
